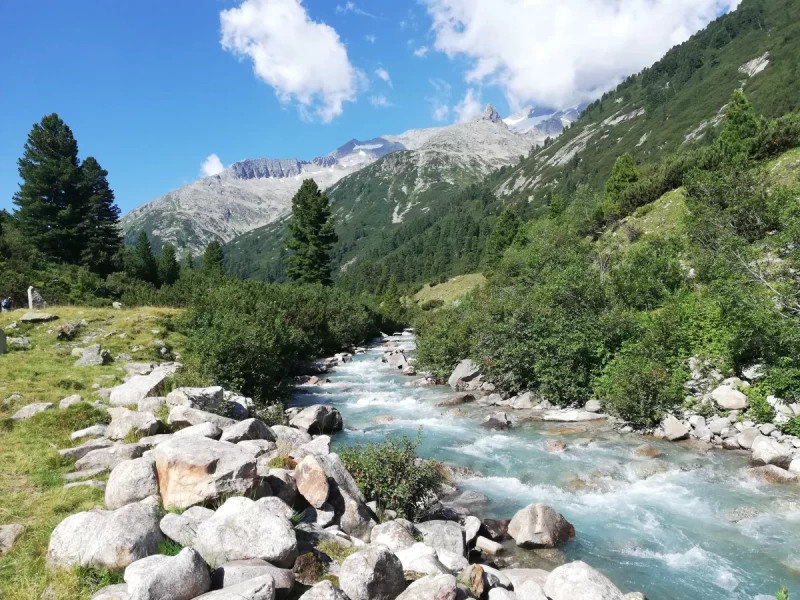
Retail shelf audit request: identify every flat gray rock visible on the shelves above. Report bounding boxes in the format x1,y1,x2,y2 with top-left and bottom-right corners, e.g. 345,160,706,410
12,402,55,420
160,506,214,547
75,442,149,472
0,523,24,555
212,558,294,595
194,575,275,600
544,561,625,600
415,520,466,556
106,408,161,441
220,418,276,444
106,456,159,509
71,423,108,441
125,547,211,600
109,364,181,407
397,574,457,600
168,405,237,429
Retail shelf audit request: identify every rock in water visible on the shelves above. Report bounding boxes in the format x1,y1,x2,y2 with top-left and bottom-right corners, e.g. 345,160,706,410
448,359,480,391
396,575,458,600
481,412,512,430
340,545,406,600
194,497,298,568
105,456,160,509
750,437,792,469
508,504,575,548
47,498,164,570
543,561,625,600
125,547,210,600
289,405,343,434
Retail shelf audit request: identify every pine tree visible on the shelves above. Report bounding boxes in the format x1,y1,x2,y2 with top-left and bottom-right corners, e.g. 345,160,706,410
13,113,86,262
128,231,159,285
382,275,404,323
79,156,121,276
549,194,566,218
719,89,759,156
183,250,194,269
202,241,225,277
158,243,180,285
604,153,639,216
285,179,338,285
483,207,521,267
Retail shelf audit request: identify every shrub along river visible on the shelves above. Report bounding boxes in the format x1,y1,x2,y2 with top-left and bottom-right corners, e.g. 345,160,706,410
293,335,800,600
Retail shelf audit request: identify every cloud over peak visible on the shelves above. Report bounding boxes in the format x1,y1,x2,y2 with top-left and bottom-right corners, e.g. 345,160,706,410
201,154,225,177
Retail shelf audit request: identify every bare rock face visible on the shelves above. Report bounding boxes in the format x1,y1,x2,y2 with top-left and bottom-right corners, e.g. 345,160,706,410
125,547,211,600
47,498,164,570
448,360,480,391
194,497,298,568
105,456,160,509
543,561,625,600
508,503,575,549
339,545,406,600
152,436,258,510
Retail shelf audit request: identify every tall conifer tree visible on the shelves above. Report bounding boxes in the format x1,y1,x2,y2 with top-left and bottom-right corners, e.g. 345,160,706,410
483,207,521,267
202,241,225,277
285,179,337,285
129,231,159,285
80,156,121,275
158,243,180,285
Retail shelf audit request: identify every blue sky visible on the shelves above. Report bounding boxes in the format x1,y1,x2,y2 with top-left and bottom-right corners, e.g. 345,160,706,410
0,0,739,214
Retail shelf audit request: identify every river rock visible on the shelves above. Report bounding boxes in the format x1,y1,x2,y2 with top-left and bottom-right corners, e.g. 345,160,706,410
160,506,214,546
340,544,406,600
488,590,516,600
750,465,800,484
299,581,350,600
458,565,484,597
463,516,481,546
272,425,313,451
632,444,661,458
708,418,729,436
584,399,603,413
212,559,294,596
396,574,457,600
193,575,275,600
0,524,24,555
515,580,548,600
166,386,224,410
436,393,476,407
110,364,181,407
75,442,149,472
751,437,792,469
737,428,763,450
240,439,278,458
105,456,159,509
47,498,164,570
723,437,741,450
661,415,689,441
543,440,567,453
194,497,298,568
289,405,343,435
153,436,258,509
168,405,237,429
481,565,512,589
12,402,55,420
395,542,436,570
540,410,606,422
295,454,330,508
415,520,466,556
370,520,416,552
265,469,298,506
476,536,504,556
508,504,575,549
125,547,210,600
710,386,748,410
481,412,512,430
448,360,480,391
329,483,377,542
437,549,469,573
292,435,331,459
220,418,276,444
543,561,624,600
500,568,549,590
106,408,160,441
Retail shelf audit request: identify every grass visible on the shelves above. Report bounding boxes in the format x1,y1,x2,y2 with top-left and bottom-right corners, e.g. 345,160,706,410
600,188,689,252
267,456,297,470
0,305,186,599
769,146,800,188
157,539,183,557
414,274,487,306
317,541,358,564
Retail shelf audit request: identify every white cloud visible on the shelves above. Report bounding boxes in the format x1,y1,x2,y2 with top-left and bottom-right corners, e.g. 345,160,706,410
432,103,450,122
365,34,376,43
221,0,360,123
201,154,225,177
423,0,742,108
454,88,482,123
413,46,429,58
336,1,376,18
426,78,452,121
370,95,392,108
375,68,392,87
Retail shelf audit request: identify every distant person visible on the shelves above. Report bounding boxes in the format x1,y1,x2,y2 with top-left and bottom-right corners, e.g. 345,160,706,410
1,298,12,312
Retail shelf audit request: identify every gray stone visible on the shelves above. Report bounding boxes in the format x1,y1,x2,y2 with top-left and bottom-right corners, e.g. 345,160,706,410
500,569,549,591
160,506,215,547
737,428,763,450
751,437,792,469
153,436,258,510
508,504,575,549
708,418,729,436
220,418,276,444
330,484,377,543
448,359,480,391
64,479,106,490
59,394,83,409
584,399,603,413
722,437,741,450
476,536,504,556
481,412,512,430
0,524,24,555
166,386,224,410
710,386,748,410
64,467,108,482
661,415,689,441
174,421,223,440
540,410,607,422
272,425,313,452
20,311,56,323
75,344,113,367
543,561,624,600
298,581,349,600
289,405,343,435
91,584,130,600
168,405,237,429
415,521,466,557
239,439,278,458
370,520,416,552
295,455,330,508
138,397,166,413
291,435,331,459
265,469,298,506
109,364,181,407
212,559,294,596
340,544,406,600
488,590,516,600
750,465,800,484
47,498,164,570
193,575,275,600
106,456,159,509
125,547,211,600
396,575,457,600
106,408,161,441
463,516,481,547
195,497,298,568
59,438,114,461
515,580,548,600
12,402,55,420
481,565,512,589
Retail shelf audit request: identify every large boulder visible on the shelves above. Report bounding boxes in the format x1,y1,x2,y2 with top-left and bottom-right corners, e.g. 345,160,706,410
168,405,237,429
299,581,349,600
194,497,298,568
661,415,689,441
396,575,457,600
289,405,343,435
194,575,275,600
329,483,377,542
448,360,480,391
212,559,294,597
47,498,164,570
221,418,276,444
75,442,149,472
174,422,223,440
508,504,575,549
710,386,748,410
125,547,210,600
0,524,24,555
415,521,466,556
105,456,159,509
12,402,55,420
106,408,161,441
736,428,763,450
265,469,298,506
90,584,130,599
59,438,114,461
152,436,258,510
500,568,549,590
515,580,548,600
166,386,224,410
370,520,417,552
750,465,800,484
295,455,330,509
339,545,406,600
272,426,313,452
480,412,512,430
109,364,181,407
751,437,793,469
160,506,215,546
543,561,625,600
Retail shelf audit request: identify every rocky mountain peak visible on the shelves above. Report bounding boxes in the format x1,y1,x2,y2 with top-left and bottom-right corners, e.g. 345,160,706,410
478,104,503,124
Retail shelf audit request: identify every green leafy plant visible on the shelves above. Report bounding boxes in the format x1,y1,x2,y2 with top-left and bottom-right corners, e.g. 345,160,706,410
781,417,800,437
267,456,297,470
158,539,183,556
745,384,776,424
318,540,358,564
776,587,789,600
339,432,444,522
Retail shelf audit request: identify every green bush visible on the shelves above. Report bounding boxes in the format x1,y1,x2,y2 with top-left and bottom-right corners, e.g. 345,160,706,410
420,299,444,311
781,417,800,437
339,434,444,522
745,384,776,424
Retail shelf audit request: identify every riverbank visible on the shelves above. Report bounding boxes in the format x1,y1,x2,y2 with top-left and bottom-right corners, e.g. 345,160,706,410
295,334,800,599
